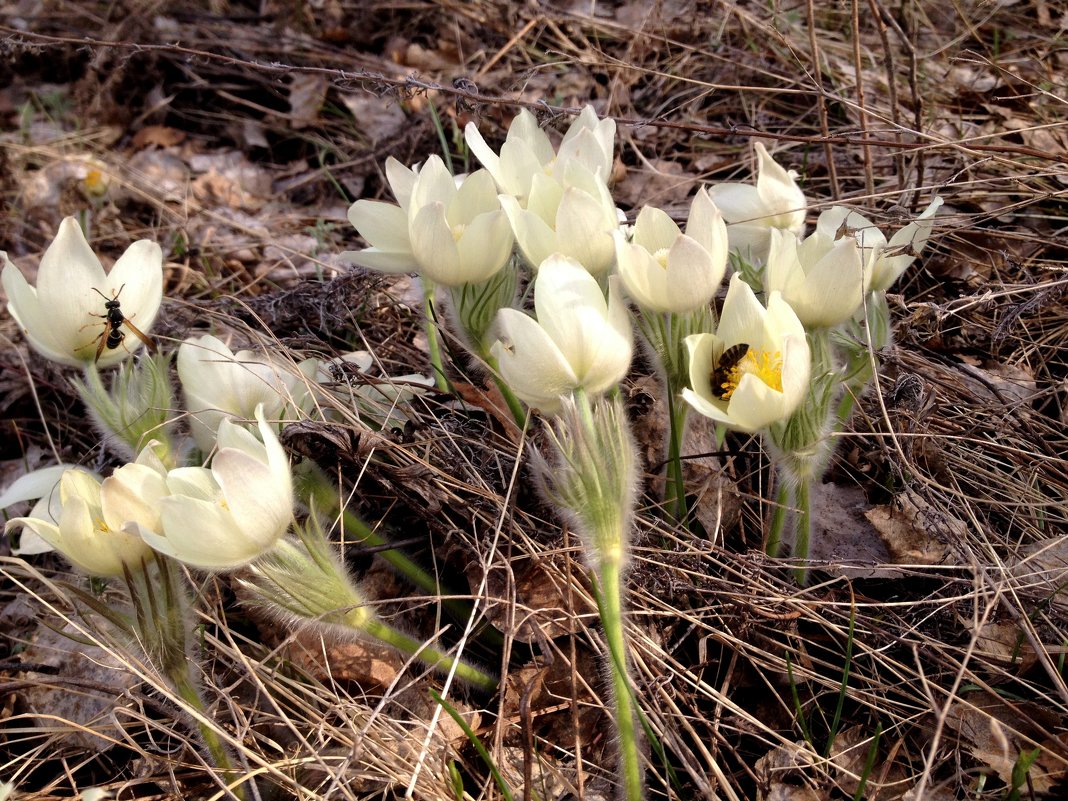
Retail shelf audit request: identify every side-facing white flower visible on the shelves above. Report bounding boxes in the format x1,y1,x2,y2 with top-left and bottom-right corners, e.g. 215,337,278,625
132,408,293,571
682,275,811,432
764,226,865,329
816,197,943,292
2,216,163,367
178,334,312,453
500,161,620,275
491,254,633,415
614,188,729,313
710,142,807,264
1,464,90,556
3,452,162,577
344,155,514,287
465,105,615,203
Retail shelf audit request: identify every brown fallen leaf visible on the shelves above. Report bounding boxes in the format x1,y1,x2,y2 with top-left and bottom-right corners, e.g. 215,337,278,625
864,489,965,565
131,124,186,149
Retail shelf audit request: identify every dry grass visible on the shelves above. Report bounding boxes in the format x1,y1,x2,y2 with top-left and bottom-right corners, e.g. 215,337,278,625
1,0,1067,799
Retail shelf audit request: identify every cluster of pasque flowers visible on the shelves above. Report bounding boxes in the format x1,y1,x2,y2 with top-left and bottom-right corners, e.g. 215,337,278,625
1,216,493,745
1,107,941,801
339,107,938,798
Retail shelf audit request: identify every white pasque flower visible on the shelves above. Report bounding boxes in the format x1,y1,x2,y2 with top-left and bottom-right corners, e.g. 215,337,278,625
1,464,89,556
710,142,807,264
3,454,161,577
816,197,943,292
465,105,615,203
614,188,729,313
491,254,633,414
178,334,314,453
682,275,811,432
131,408,293,571
344,155,514,287
2,216,163,367
500,161,620,276
764,226,865,329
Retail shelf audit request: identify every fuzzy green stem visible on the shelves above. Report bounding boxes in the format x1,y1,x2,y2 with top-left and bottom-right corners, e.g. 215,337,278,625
296,465,474,623
596,563,644,801
634,306,714,525
359,615,498,692
766,477,792,558
128,557,246,799
664,387,689,523
170,669,246,800
793,477,812,586
423,282,449,392
483,353,528,428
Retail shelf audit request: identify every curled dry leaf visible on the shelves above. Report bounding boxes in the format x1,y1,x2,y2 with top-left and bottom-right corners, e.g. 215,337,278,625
864,489,967,565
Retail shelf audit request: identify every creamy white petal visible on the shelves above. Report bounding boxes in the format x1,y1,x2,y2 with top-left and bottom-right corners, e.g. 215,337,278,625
347,200,412,252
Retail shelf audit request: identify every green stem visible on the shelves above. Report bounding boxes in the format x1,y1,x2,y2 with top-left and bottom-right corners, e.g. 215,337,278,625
664,387,689,523
360,615,498,692
423,282,449,392
835,387,859,428
596,563,644,801
170,670,246,800
767,476,792,558
482,352,527,428
133,557,245,799
298,466,475,623
793,477,812,586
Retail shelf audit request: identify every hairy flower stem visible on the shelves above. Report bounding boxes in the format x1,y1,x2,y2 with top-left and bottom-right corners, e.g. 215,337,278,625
596,558,644,801
485,354,528,428
423,282,449,392
543,391,644,799
664,389,688,523
765,330,838,583
295,465,476,625
127,556,246,799
636,307,714,524
169,670,247,800
793,477,812,585
360,615,498,692
242,533,497,692
766,480,792,559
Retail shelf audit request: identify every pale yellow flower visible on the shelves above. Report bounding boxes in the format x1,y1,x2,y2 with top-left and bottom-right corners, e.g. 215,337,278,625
683,275,810,432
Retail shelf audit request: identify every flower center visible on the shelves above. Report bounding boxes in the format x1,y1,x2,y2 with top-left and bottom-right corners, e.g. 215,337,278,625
653,247,671,269
718,348,783,400
451,223,466,242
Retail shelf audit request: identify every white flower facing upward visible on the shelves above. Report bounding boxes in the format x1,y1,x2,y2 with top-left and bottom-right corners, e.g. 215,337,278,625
614,188,729,313
465,105,616,204
815,197,943,292
500,162,621,276
178,334,314,453
131,408,294,571
764,226,865,329
344,155,514,287
1,216,163,367
3,454,161,577
710,142,807,265
683,275,811,433
491,254,633,415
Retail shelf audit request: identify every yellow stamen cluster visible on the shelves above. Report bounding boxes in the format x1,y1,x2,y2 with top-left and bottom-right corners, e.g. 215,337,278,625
721,349,784,399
